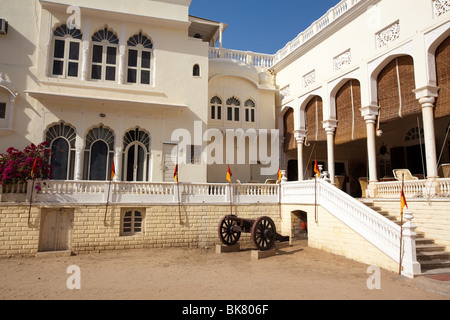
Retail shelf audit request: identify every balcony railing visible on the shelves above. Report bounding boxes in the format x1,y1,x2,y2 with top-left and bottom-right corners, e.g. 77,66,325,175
0,180,280,205
209,47,274,68
272,0,363,66
2,178,450,204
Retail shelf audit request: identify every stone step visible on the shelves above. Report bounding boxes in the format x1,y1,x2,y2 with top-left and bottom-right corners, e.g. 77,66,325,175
416,237,436,245
417,250,450,261
419,260,450,272
360,200,450,276
416,243,447,253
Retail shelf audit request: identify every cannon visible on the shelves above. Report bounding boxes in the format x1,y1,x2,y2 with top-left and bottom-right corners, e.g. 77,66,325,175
218,215,289,251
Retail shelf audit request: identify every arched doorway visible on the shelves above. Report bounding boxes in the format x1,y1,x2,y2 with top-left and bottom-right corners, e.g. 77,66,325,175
83,125,115,181
122,127,151,182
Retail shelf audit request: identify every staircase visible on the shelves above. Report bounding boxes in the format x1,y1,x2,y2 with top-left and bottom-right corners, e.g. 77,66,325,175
363,202,450,275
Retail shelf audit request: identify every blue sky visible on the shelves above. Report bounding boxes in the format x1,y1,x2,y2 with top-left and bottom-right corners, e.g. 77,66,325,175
189,0,341,54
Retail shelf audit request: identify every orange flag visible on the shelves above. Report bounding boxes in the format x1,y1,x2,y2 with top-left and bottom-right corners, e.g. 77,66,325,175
30,158,38,178
314,158,320,178
401,187,408,215
174,165,178,183
226,165,232,183
110,161,116,181
277,167,282,183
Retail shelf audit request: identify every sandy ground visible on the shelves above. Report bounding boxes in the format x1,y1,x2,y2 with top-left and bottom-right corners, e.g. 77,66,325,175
0,240,449,300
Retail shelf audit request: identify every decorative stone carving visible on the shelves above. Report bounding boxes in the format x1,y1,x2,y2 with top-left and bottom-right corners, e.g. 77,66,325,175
376,22,400,49
303,70,316,88
333,50,351,71
280,85,290,100
433,0,450,17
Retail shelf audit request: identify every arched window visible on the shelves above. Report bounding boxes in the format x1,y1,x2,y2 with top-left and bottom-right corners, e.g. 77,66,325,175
405,127,424,143
226,96,241,122
210,96,222,121
45,122,77,180
122,127,151,181
83,125,115,181
51,24,83,78
193,64,200,77
127,32,153,85
244,99,256,123
91,27,119,81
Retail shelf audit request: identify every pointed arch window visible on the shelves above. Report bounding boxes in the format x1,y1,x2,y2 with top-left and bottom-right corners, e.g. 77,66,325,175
210,96,222,121
51,24,83,78
127,32,153,85
83,125,115,181
122,127,151,182
226,97,241,122
45,122,77,180
244,99,256,123
91,28,119,81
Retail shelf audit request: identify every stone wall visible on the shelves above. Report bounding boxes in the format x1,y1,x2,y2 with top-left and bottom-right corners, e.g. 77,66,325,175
372,199,450,251
282,204,400,273
0,204,282,257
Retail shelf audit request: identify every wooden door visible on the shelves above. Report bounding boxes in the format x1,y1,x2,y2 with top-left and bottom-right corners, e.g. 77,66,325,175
39,209,74,252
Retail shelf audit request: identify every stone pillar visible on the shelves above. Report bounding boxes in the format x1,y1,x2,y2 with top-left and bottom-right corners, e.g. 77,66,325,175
414,86,440,195
361,105,379,198
294,129,307,181
401,210,421,278
80,19,90,81
74,147,83,180
323,120,338,186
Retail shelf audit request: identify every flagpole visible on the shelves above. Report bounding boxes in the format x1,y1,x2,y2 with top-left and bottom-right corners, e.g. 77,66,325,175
104,178,113,225
227,166,233,216
399,173,405,275
28,178,35,226
315,175,318,224
278,168,282,219
28,158,38,226
104,161,115,225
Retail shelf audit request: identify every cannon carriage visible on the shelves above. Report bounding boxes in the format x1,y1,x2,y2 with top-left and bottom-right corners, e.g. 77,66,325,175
218,215,289,251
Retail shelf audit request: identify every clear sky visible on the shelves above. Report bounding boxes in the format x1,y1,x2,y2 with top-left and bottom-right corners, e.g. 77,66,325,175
189,0,341,54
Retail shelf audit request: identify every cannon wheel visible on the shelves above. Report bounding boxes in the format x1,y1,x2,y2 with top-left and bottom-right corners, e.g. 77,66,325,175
251,216,276,251
218,215,241,246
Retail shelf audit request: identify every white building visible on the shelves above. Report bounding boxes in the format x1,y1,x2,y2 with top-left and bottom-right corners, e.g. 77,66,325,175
0,0,449,277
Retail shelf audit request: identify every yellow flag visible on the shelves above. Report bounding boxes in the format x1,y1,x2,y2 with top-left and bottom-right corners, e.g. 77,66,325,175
110,161,115,181
401,188,408,215
226,165,232,183
314,158,320,178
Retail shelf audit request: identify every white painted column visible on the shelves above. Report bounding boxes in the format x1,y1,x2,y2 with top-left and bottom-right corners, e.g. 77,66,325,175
420,96,438,178
323,120,338,186
118,24,127,85
361,105,379,198
413,86,439,178
294,129,307,181
80,19,90,81
74,147,83,180
414,86,440,195
365,115,378,183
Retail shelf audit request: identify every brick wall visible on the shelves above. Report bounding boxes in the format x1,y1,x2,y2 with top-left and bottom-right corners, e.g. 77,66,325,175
282,204,400,273
0,204,281,257
372,199,450,252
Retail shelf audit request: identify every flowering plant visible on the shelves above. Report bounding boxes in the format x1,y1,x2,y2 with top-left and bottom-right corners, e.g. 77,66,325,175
0,142,53,185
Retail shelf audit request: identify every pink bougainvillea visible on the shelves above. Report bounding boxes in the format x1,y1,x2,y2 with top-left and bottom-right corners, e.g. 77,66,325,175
0,142,53,185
